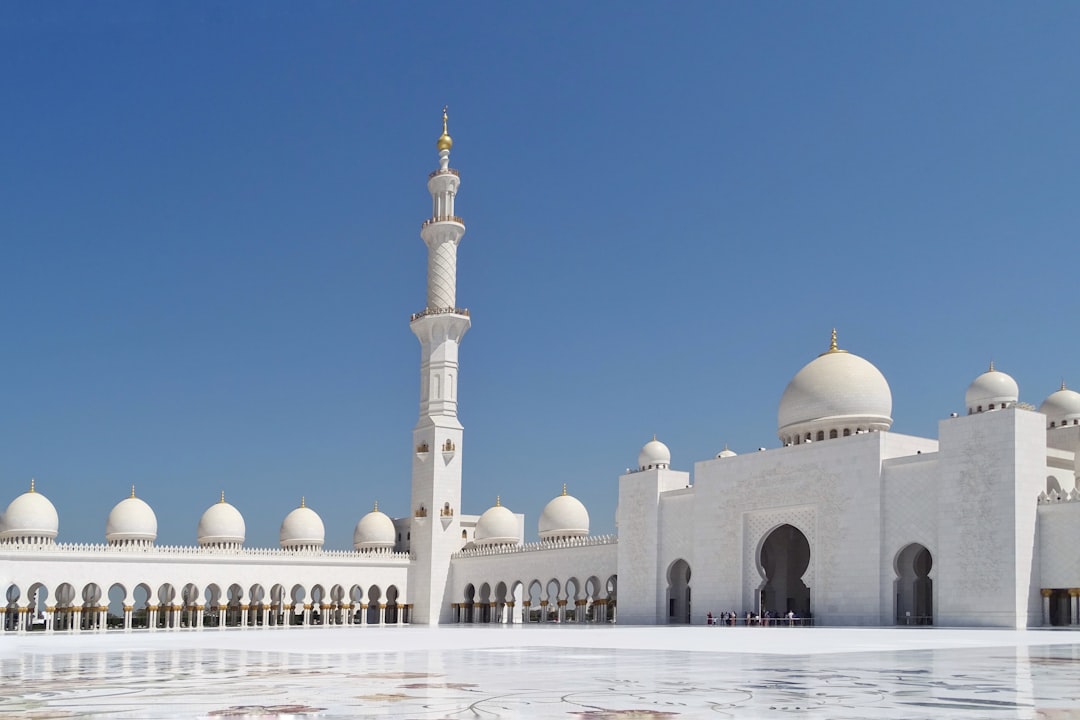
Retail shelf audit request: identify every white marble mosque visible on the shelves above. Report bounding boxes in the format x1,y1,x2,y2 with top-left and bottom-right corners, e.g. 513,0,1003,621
3,110,1080,636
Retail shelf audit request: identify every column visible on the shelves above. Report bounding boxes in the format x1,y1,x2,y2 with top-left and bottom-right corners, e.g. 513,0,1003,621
504,601,515,624
576,599,587,624
378,604,386,625
1071,589,1079,626
304,603,313,626
1041,589,1053,626
359,604,368,626
123,605,133,631
521,601,530,623
195,605,204,630
397,605,405,627
45,606,55,633
73,607,83,633
148,606,157,631
557,600,567,624
16,605,29,634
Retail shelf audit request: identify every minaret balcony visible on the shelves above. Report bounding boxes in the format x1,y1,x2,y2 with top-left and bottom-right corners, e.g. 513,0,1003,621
428,168,460,180
421,215,465,229
410,306,470,322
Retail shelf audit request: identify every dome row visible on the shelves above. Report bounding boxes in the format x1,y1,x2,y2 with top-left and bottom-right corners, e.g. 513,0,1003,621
473,486,590,546
0,487,394,552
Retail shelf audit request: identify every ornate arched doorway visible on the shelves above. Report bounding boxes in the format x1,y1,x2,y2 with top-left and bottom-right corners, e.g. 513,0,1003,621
666,559,691,624
759,524,810,618
895,543,932,625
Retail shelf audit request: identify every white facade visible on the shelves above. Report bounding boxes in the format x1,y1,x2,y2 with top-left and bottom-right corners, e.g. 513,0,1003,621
3,117,1080,635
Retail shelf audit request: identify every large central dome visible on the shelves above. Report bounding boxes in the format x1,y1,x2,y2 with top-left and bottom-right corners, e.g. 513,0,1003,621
778,330,892,444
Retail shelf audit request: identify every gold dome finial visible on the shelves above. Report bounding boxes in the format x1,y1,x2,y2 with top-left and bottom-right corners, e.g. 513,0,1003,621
373,500,379,512
562,483,567,496
131,485,136,499
220,491,225,504
989,360,995,372
301,496,306,509
495,495,501,507
437,105,453,151
29,477,35,493
820,328,848,356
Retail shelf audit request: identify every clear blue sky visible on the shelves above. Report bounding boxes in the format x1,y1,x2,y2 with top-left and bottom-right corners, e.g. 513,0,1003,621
2,3,1078,548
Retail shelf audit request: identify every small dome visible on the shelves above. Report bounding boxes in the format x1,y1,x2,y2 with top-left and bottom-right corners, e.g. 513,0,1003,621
197,494,246,547
965,363,1019,413
638,436,671,470
539,486,589,540
280,498,325,549
778,330,892,442
473,498,519,546
106,489,157,544
353,502,395,550
1040,383,1080,429
716,445,737,459
0,480,59,542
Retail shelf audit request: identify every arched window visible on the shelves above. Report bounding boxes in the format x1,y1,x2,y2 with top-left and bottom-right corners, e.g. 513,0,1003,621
843,429,851,437
829,429,838,439
816,431,824,442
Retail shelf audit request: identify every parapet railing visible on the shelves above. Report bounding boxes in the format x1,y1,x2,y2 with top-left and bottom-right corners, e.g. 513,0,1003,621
421,215,465,228
410,306,470,322
428,168,460,179
0,542,412,561
1038,489,1080,504
451,534,617,559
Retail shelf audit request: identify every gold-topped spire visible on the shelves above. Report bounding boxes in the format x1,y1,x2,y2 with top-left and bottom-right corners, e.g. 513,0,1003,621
29,477,35,493
1063,380,1068,391
373,500,379,512
821,327,848,356
220,491,225,503
496,495,501,507
989,360,995,372
437,105,453,151
131,485,136,499
562,483,567,496
301,496,306,509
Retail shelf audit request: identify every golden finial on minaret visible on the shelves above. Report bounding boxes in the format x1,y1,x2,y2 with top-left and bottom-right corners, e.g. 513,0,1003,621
131,485,136,499
29,477,35,493
220,491,225,504
495,495,501,507
562,483,567,496
301,496,306,508
437,105,453,151
373,500,379,512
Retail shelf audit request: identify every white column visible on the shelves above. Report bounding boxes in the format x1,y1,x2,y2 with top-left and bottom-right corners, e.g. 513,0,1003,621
378,604,386,626
1042,590,1052,626
1071,590,1079,626
359,604,368,626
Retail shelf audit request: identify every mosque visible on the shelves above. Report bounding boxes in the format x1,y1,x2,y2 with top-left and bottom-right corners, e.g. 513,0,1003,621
3,112,1079,634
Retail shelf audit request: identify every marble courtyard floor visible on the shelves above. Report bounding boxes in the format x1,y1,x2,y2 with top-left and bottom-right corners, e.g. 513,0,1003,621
2,626,1079,718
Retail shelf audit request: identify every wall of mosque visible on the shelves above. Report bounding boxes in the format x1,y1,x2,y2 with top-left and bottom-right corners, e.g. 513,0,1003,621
934,407,1046,628
1038,500,1080,589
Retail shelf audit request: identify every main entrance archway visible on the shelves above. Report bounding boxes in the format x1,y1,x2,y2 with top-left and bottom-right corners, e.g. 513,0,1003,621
759,524,810,618
666,559,691,624
895,543,932,625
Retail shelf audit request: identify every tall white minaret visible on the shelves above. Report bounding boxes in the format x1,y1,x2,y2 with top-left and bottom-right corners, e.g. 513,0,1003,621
406,107,470,624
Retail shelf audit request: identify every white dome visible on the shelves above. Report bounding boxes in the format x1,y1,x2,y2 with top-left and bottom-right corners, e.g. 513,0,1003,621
280,500,325,549
1040,383,1080,428
353,504,395,550
778,331,892,442
0,482,59,542
197,495,246,547
473,499,519,546
965,364,1019,413
539,487,589,540
106,492,157,544
716,445,737,459
638,436,671,470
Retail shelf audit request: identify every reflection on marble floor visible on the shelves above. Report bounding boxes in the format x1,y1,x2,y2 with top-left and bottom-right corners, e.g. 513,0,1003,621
3,642,1080,719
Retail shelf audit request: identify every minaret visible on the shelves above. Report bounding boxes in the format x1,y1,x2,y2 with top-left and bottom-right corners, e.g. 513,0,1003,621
406,107,470,624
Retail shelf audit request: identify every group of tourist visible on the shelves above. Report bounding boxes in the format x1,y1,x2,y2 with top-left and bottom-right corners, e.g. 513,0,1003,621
705,610,806,626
